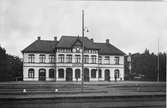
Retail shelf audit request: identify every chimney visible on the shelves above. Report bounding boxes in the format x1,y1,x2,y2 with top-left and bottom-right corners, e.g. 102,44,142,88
106,39,109,44
54,36,57,41
90,38,94,42
37,36,40,40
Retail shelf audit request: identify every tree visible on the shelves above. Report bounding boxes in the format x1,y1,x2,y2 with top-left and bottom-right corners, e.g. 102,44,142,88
125,49,166,81
0,46,23,81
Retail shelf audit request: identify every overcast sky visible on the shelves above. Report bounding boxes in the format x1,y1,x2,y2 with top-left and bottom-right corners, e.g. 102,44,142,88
0,0,167,57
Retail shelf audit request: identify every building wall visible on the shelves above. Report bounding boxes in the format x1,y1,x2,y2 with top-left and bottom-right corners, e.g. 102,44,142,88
23,52,124,81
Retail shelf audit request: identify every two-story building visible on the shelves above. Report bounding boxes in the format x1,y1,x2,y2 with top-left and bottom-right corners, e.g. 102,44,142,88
22,36,125,81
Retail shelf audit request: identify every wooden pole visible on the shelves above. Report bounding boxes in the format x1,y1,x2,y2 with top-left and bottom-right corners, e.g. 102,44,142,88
81,10,84,92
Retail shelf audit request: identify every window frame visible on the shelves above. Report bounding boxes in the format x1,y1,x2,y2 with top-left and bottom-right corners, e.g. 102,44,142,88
49,69,55,78
58,69,64,78
28,54,35,63
91,69,96,78
58,54,64,63
39,54,46,63
28,68,35,78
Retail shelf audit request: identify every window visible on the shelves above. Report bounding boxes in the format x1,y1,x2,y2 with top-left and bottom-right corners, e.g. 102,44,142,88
49,69,55,78
104,56,110,64
91,55,96,64
28,69,34,78
114,57,119,65
84,55,89,64
49,55,55,63
28,54,35,63
75,55,81,63
39,54,46,63
75,69,80,79
58,69,64,78
66,55,72,63
98,69,102,78
98,56,102,64
91,69,96,78
58,54,64,63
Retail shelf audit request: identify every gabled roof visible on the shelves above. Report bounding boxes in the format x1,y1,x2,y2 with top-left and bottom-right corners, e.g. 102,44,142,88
22,40,58,53
94,43,126,55
56,36,98,49
22,36,126,55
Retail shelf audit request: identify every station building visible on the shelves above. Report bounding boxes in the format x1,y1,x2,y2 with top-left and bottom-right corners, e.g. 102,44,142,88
22,36,125,81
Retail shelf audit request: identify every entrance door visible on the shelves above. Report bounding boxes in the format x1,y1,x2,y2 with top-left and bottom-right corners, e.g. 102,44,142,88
105,69,110,81
84,68,89,82
39,69,46,81
66,68,73,81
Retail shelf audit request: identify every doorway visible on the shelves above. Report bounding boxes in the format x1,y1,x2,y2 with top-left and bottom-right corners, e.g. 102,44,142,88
39,69,46,81
84,68,90,82
66,68,73,81
105,69,110,81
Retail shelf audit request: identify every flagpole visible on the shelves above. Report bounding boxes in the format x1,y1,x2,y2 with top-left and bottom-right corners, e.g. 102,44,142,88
157,38,159,82
81,10,84,92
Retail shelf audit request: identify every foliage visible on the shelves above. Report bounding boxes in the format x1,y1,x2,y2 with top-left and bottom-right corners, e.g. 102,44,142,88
0,46,23,81
125,49,166,81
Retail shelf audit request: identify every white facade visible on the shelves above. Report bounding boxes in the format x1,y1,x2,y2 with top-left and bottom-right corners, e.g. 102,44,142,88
23,50,124,81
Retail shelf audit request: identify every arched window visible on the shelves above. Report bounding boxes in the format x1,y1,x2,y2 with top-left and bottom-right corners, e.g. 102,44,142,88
58,54,64,63
28,68,34,78
75,69,80,79
98,69,102,78
91,69,96,78
58,69,64,78
49,69,55,78
114,69,120,78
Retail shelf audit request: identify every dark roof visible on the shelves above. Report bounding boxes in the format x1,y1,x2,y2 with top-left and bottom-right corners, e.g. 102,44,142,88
22,40,58,53
94,43,126,55
56,36,97,49
22,36,125,55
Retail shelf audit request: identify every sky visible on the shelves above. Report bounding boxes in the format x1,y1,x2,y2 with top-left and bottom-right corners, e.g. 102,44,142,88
0,0,167,57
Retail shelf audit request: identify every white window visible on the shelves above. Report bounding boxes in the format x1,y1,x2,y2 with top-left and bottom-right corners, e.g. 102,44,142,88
114,57,119,65
49,55,55,63
28,69,34,78
91,55,96,64
98,56,102,64
104,56,110,64
58,54,64,63
66,55,72,63
28,54,35,63
39,54,46,63
84,55,89,64
75,55,81,63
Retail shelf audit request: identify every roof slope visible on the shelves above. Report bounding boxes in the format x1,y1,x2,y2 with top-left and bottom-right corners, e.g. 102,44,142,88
56,36,97,49
22,40,58,53
94,43,126,55
22,36,125,55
